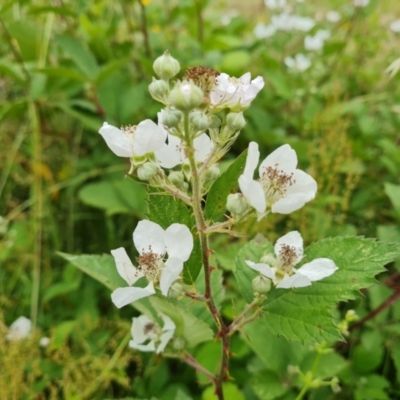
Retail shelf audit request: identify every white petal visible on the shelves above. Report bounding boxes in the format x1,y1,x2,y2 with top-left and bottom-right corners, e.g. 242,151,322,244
6,316,31,341
194,133,213,162
259,144,297,175
131,315,153,344
98,122,133,157
156,329,175,353
155,134,184,168
245,260,276,279
165,223,193,261
239,175,266,213
296,258,338,282
274,231,303,265
133,119,167,156
243,142,260,177
133,220,166,256
111,282,155,308
161,315,176,332
111,247,143,286
276,273,311,289
286,169,317,200
160,257,184,296
129,339,156,352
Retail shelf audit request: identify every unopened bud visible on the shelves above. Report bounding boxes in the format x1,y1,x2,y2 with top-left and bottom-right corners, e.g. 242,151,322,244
345,310,358,322
161,108,183,128
330,377,341,394
260,253,276,265
204,164,220,182
226,193,249,217
252,275,272,295
189,111,209,130
226,112,246,130
137,162,159,181
149,78,169,102
169,171,188,192
172,337,186,351
168,281,184,299
153,50,180,81
169,80,203,112
208,114,221,128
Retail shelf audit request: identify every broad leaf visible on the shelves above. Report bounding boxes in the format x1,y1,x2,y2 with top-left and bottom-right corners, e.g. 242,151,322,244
204,149,247,222
147,189,202,284
235,236,400,343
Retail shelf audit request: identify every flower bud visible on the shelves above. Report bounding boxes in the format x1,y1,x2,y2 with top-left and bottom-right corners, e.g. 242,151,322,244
169,171,188,192
226,193,249,217
162,109,183,128
149,78,169,102
172,337,186,351
208,114,221,128
260,253,276,265
169,80,203,112
252,275,272,295
204,164,220,183
189,111,209,130
226,112,246,130
153,50,180,81
330,377,341,394
168,281,184,300
137,162,159,181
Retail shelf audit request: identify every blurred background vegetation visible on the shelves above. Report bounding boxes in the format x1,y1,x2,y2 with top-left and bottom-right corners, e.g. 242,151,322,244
1,0,400,399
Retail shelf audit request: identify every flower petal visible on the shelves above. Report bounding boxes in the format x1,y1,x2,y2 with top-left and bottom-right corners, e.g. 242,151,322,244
239,175,266,213
155,134,184,168
296,258,338,282
111,247,143,286
6,316,31,341
111,282,155,308
243,142,260,177
133,220,166,256
274,231,303,265
194,133,213,163
245,260,276,280
129,340,156,352
259,144,297,175
156,328,175,353
99,122,133,157
131,315,154,345
133,119,167,156
165,223,193,261
160,257,184,296
161,315,176,332
276,273,311,289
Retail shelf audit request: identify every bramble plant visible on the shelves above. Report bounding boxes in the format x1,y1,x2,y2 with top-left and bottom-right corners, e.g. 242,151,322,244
63,51,400,400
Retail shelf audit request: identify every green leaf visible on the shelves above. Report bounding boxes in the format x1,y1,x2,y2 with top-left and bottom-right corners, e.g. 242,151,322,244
149,297,214,348
78,177,147,216
147,190,202,284
204,149,247,222
250,369,288,400
95,58,131,86
57,34,99,79
384,182,400,217
38,66,87,82
236,236,400,343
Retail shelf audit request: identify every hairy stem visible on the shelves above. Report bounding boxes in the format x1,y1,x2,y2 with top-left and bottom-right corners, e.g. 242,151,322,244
183,352,217,383
183,113,229,400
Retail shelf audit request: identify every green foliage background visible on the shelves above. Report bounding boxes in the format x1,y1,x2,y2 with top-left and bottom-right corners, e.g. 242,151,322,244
1,0,400,399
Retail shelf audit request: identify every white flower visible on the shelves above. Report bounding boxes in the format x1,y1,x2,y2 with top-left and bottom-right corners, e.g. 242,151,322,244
210,72,264,111
245,231,338,289
304,30,330,52
6,316,31,341
385,57,400,79
238,142,317,217
284,53,311,71
390,20,400,33
254,23,277,39
291,15,316,32
98,119,166,158
155,111,213,168
272,14,315,32
39,337,50,347
326,11,341,23
111,220,193,308
129,314,175,353
353,0,369,7
264,0,286,9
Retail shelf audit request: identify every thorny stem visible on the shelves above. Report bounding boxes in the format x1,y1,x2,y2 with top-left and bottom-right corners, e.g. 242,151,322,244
183,352,217,383
183,113,229,400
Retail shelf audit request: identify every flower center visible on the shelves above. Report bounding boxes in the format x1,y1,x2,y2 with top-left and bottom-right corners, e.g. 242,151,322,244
137,247,164,282
120,124,136,145
143,322,160,340
277,244,298,273
259,164,296,205
185,65,220,95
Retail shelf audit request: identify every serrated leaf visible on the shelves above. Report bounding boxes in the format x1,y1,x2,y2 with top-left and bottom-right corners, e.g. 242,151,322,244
149,297,214,348
250,369,287,400
236,236,400,343
147,190,202,284
204,149,247,222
